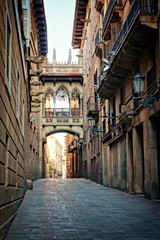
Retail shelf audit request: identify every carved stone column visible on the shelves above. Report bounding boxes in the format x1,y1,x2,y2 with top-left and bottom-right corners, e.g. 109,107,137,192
69,94,71,116
54,94,56,116
80,96,83,116
42,97,45,116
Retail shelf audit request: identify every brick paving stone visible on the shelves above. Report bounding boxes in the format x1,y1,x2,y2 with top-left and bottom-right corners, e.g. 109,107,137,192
6,179,160,240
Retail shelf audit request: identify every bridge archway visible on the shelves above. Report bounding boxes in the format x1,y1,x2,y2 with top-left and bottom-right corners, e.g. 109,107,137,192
42,128,83,179
39,56,83,179
42,126,83,140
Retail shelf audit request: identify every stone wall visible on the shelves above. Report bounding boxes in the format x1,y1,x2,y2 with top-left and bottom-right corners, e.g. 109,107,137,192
0,1,27,238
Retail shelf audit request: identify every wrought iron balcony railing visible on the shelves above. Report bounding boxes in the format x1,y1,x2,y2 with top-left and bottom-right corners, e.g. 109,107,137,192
111,0,158,56
103,0,122,36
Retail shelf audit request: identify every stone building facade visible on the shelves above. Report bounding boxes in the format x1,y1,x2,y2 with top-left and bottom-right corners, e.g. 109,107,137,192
72,0,160,199
26,0,47,181
0,0,47,238
45,135,63,178
66,133,81,178
0,1,27,237
72,0,103,184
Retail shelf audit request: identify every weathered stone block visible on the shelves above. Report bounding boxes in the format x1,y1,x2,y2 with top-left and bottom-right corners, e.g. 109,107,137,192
0,164,5,185
27,179,33,190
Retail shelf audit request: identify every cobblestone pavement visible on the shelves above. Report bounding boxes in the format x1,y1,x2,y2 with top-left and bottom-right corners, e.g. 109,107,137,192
6,178,160,240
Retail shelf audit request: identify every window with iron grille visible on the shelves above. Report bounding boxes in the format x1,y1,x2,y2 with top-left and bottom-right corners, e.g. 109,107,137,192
147,65,157,96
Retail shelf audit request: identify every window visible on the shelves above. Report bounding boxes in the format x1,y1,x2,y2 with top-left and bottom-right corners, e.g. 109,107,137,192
45,90,54,117
71,88,80,116
22,0,30,47
55,87,69,116
147,65,157,95
94,70,98,85
5,11,12,94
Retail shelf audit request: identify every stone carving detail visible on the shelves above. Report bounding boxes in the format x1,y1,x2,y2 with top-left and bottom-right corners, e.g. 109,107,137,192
57,118,69,122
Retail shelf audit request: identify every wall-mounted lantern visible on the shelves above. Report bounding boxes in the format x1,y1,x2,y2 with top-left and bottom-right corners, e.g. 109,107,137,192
132,73,160,110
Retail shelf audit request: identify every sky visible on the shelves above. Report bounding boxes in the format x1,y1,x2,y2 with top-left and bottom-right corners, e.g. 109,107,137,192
44,0,78,62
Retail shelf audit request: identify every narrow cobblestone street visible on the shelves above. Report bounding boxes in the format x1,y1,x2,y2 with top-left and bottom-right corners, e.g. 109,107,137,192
6,179,160,240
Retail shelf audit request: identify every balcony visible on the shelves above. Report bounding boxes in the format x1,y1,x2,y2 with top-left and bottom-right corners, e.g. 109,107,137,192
87,95,99,119
102,123,124,145
43,107,83,126
102,0,123,40
71,108,80,116
95,0,104,12
98,0,158,99
95,28,103,58
45,108,70,117
45,108,80,117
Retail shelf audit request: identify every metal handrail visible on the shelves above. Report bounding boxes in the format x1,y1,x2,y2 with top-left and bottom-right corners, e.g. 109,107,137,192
111,0,158,57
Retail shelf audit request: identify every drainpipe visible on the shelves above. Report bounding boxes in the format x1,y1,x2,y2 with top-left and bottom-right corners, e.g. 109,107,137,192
108,99,111,131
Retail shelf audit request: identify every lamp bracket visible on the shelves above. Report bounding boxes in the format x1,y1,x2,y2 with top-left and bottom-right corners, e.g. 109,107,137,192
134,95,160,110
142,96,160,109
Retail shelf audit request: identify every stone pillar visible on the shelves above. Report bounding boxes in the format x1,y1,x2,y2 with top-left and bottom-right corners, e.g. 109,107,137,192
103,144,109,186
144,118,159,198
42,97,45,116
109,145,113,187
126,131,134,193
143,118,150,197
53,95,56,116
132,126,144,194
118,141,121,189
120,136,127,191
80,96,83,116
69,95,71,116
112,142,118,188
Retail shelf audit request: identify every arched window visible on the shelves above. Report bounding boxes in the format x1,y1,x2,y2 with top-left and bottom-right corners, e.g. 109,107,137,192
55,87,69,116
71,88,80,116
45,89,54,116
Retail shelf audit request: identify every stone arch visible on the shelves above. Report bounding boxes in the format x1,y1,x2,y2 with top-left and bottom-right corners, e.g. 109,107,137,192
56,85,69,96
71,87,80,100
42,126,83,140
44,88,54,116
45,87,54,97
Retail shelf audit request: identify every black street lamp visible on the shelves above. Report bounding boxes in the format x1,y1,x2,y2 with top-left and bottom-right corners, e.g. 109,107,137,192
132,73,145,96
132,73,160,110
